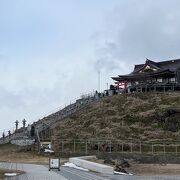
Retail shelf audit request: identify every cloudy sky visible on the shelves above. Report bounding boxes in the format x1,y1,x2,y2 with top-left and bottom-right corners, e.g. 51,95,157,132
0,0,180,133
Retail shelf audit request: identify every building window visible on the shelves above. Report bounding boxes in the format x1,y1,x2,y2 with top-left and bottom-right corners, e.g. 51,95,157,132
147,79,152,83
163,78,168,83
169,77,176,83
157,78,163,83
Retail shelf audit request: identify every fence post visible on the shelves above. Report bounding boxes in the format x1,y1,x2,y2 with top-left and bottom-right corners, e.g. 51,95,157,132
140,142,142,154
85,141,87,154
122,143,123,153
130,143,132,153
176,145,178,155
154,86,156,92
61,140,64,153
98,142,100,153
164,144,165,154
109,141,112,153
74,140,76,152
152,144,154,155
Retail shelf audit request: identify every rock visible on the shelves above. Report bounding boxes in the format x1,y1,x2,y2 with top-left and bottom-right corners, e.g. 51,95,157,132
120,160,130,168
114,165,127,173
116,159,130,168
157,108,180,132
104,159,115,165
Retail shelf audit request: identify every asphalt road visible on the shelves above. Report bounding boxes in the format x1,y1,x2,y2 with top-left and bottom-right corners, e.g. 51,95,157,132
1,162,180,180
58,167,180,180
0,162,67,180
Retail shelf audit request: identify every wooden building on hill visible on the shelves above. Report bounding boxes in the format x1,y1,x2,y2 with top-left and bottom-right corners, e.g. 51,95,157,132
112,58,180,92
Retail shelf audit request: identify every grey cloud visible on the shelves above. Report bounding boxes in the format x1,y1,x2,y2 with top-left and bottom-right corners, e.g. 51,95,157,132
93,0,180,73
0,87,24,109
94,56,122,72
2,0,180,131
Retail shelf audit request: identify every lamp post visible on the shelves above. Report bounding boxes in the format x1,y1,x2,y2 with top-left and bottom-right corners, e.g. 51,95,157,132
8,130,11,139
22,119,27,128
15,120,19,130
2,132,5,142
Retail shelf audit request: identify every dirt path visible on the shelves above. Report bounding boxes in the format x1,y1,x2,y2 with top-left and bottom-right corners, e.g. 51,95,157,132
128,163,180,175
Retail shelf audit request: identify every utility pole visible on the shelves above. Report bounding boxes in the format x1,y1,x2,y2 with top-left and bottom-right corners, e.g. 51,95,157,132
106,83,109,96
98,71,100,92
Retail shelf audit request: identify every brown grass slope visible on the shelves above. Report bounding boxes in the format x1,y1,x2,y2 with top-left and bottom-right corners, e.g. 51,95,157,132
0,143,48,164
52,92,180,146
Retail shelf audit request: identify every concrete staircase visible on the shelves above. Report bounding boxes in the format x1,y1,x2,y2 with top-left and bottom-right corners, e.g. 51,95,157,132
0,92,101,146
34,94,100,139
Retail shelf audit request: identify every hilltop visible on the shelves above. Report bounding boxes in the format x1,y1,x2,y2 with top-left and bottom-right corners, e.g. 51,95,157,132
51,92,180,150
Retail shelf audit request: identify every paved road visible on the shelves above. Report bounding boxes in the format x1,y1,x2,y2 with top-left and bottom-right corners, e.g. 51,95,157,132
0,162,67,180
58,167,180,180
1,162,180,180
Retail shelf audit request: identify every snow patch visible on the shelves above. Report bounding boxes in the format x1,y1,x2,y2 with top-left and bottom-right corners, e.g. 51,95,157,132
62,162,89,171
4,173,17,176
114,171,133,175
44,149,54,153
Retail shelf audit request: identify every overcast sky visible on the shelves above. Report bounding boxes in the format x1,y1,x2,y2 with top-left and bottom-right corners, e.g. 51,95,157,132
1,0,180,133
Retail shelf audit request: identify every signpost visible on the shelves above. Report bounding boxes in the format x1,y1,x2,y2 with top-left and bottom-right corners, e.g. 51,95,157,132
49,158,60,171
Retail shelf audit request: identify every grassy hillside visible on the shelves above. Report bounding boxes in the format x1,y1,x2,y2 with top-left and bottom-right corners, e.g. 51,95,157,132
0,143,48,164
51,92,180,149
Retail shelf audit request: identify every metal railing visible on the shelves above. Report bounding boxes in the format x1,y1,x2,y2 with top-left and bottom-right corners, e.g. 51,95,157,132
0,92,101,144
35,93,101,134
56,139,180,155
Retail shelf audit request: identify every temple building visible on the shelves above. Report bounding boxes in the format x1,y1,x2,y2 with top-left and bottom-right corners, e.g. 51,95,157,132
112,58,180,92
